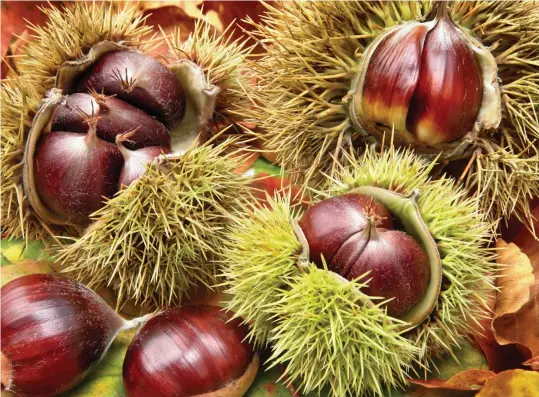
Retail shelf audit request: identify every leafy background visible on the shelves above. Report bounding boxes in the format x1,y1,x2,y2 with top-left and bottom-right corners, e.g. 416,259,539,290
1,1,539,396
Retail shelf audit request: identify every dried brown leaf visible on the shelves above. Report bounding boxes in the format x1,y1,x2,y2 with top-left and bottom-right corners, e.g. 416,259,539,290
409,370,495,391
476,369,539,397
493,240,539,358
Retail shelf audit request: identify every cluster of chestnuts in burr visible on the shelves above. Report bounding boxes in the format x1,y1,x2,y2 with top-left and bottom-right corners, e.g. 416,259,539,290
34,51,185,225
299,193,432,318
1,274,258,397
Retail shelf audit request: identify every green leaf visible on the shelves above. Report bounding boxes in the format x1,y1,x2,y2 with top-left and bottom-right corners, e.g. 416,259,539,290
1,238,47,265
253,158,283,177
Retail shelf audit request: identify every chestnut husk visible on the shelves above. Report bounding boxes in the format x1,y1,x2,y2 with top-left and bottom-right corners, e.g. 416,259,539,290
237,1,538,234
3,2,251,309
221,142,498,397
122,305,259,397
23,42,220,230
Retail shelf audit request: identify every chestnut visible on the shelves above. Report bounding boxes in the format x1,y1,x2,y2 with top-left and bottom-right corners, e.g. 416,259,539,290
30,49,186,226
299,193,430,317
34,121,123,225
116,131,171,189
1,274,140,397
298,193,393,274
75,51,186,129
123,305,259,397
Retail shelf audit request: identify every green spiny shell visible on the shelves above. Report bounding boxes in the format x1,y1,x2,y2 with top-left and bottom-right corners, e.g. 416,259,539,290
221,145,497,396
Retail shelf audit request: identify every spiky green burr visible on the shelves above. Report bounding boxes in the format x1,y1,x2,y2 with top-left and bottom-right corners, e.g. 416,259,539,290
58,143,249,308
1,2,254,307
242,1,539,232
221,145,497,396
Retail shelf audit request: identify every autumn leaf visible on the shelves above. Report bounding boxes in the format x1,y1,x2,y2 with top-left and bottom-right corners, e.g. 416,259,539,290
387,341,495,397
492,240,539,359
253,137,279,163
476,369,539,397
512,203,539,282
470,288,526,373
409,370,495,391
1,1,54,78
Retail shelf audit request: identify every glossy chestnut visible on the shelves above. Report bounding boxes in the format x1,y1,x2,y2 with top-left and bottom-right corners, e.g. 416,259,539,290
1,274,130,397
299,193,393,273
116,131,171,189
354,3,490,146
51,92,171,150
123,305,259,397
34,121,123,225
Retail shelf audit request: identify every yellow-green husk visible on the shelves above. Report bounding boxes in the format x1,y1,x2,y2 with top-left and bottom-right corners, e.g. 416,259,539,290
1,2,253,306
222,146,497,396
58,143,250,308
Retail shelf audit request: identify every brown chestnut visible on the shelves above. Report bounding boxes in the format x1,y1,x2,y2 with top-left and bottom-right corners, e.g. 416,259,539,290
116,131,171,189
122,305,259,397
298,193,393,274
1,274,136,397
34,121,123,225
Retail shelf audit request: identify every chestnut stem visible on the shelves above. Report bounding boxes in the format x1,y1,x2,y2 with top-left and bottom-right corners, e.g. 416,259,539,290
292,219,311,272
85,118,99,145
115,129,138,158
120,312,155,332
429,1,450,23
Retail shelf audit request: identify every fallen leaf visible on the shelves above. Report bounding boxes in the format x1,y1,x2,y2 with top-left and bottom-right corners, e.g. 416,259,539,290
512,203,539,282
476,369,539,397
472,327,527,373
234,151,260,174
390,340,486,397
1,259,57,286
492,240,539,359
494,240,535,314
409,370,495,390
1,1,54,77
470,288,526,373
251,172,309,209
253,137,279,164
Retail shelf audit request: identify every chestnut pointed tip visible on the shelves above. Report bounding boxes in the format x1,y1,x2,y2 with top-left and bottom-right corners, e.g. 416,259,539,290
1,352,12,391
